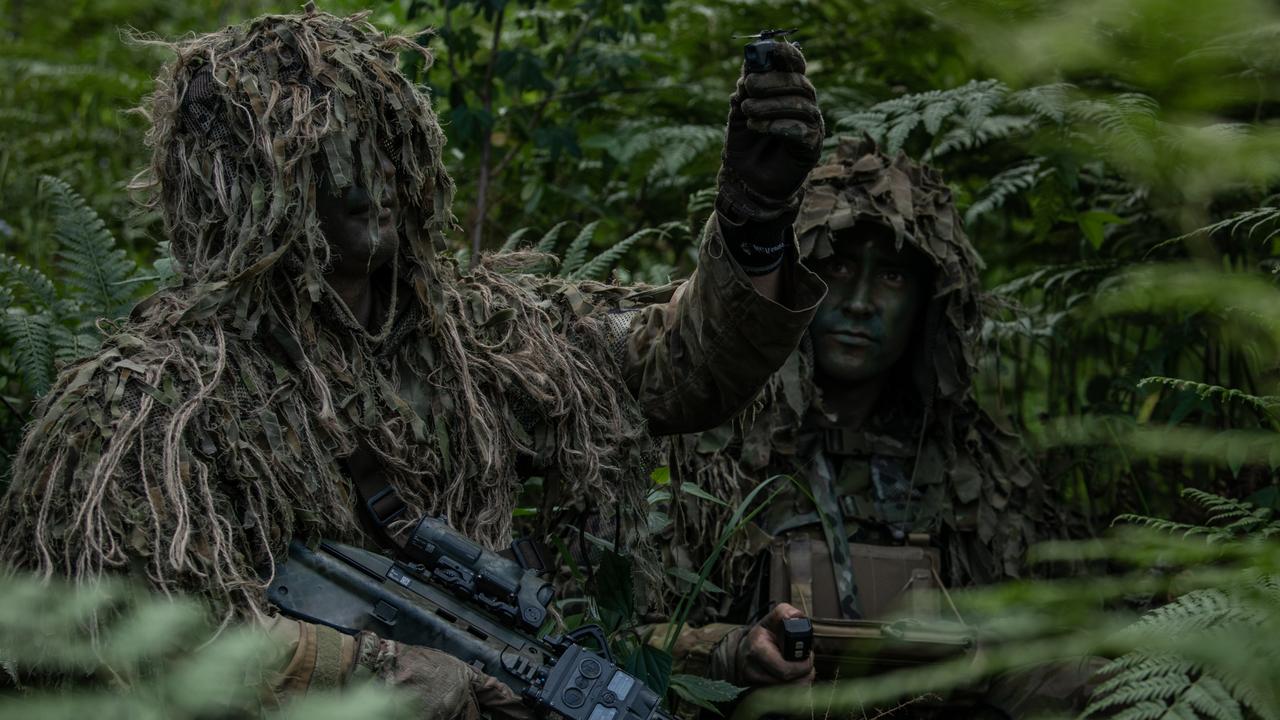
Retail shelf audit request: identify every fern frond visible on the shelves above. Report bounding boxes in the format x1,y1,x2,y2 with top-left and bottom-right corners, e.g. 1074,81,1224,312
48,324,101,365
572,226,659,281
41,175,139,319
1105,699,1172,720
1087,674,1201,714
1135,589,1252,635
927,115,1039,159
560,221,600,277
964,157,1050,225
1193,207,1280,246
0,308,54,397
643,125,721,182
1138,377,1280,415
1114,513,1219,540
990,262,1119,297
533,220,572,254
686,187,716,221
1180,676,1245,720
1009,83,1076,124
1070,94,1160,163
500,227,539,253
1092,655,1196,698
835,79,1013,154
0,253,58,309
922,97,958,135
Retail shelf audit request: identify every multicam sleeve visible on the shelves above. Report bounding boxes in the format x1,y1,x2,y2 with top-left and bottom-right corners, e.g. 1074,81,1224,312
640,622,743,679
261,614,359,697
622,214,824,436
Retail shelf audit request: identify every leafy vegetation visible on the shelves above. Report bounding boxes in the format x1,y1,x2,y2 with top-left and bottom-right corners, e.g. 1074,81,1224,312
5,0,1280,716
0,571,411,719
739,488,1280,719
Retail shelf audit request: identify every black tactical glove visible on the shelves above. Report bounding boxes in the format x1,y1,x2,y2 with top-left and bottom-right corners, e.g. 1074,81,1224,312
716,39,824,275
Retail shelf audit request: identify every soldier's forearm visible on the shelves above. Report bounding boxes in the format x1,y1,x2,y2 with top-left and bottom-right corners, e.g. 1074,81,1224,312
261,615,357,698
622,215,822,435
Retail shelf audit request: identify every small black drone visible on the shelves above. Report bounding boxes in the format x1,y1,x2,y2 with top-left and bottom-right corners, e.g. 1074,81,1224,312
735,28,800,73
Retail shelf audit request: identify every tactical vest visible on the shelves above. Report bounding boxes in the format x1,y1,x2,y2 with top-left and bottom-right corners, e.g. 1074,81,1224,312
751,426,974,674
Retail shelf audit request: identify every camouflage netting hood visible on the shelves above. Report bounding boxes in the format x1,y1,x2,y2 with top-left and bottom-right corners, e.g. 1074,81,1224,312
795,134,984,413
672,136,1043,600
1,6,654,618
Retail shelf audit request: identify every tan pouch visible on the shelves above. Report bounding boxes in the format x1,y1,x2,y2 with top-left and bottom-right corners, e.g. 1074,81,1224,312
767,532,944,620
809,618,976,677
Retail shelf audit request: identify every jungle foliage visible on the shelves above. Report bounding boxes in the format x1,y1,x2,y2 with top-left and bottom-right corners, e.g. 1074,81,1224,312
4,0,1280,717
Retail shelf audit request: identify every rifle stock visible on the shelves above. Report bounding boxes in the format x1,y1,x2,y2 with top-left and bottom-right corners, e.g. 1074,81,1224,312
269,530,671,720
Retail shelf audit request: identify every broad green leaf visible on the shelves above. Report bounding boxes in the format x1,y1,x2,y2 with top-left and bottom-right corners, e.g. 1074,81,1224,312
669,673,744,715
623,644,672,698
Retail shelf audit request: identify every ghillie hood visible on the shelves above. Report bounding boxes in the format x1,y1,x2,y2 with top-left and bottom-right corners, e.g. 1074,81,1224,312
672,137,1041,604
794,134,985,415
2,7,653,618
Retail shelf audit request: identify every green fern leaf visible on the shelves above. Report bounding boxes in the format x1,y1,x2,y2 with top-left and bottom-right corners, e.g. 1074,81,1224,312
964,158,1050,225
645,125,721,182
1009,83,1075,124
885,113,922,155
922,97,958,135
836,111,889,142
0,308,54,397
49,324,101,365
500,227,539,253
0,253,58,310
1182,676,1244,720
572,227,659,281
533,220,573,255
41,175,139,319
1106,699,1171,720
561,221,600,277
928,115,1038,159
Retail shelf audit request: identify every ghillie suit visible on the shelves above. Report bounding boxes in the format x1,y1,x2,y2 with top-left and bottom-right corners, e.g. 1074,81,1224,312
670,136,1045,624
655,137,1106,719
655,138,1070,705
0,6,820,638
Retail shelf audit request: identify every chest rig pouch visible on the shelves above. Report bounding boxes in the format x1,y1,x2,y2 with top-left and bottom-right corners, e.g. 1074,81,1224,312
756,435,975,676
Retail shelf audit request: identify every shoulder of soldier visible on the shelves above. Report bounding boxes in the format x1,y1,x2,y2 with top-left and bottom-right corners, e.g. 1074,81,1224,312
14,325,260,478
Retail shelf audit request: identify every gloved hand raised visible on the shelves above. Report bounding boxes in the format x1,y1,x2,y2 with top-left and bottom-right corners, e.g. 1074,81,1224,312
716,38,824,277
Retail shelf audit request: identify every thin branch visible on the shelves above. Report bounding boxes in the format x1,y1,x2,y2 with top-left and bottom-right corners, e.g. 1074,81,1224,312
468,3,507,266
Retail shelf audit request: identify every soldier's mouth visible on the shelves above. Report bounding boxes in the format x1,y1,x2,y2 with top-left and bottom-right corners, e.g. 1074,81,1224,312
832,330,877,347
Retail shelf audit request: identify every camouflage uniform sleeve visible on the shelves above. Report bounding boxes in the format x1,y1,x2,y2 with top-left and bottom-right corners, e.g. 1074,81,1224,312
622,214,824,436
640,622,742,679
263,616,530,719
262,614,359,696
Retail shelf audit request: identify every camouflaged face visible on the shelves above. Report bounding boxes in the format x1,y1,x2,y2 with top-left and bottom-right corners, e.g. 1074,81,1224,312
133,6,453,306
796,135,985,407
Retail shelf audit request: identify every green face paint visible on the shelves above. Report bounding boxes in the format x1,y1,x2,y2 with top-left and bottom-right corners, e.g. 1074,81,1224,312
317,148,401,280
809,225,928,386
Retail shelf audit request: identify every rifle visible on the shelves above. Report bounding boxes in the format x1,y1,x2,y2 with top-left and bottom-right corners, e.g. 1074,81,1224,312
268,516,672,720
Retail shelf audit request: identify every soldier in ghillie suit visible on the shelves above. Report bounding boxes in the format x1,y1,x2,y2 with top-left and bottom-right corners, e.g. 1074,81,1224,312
0,6,825,716
660,137,1095,717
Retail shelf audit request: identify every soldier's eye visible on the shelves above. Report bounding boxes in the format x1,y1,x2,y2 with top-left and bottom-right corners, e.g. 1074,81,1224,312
880,269,906,287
